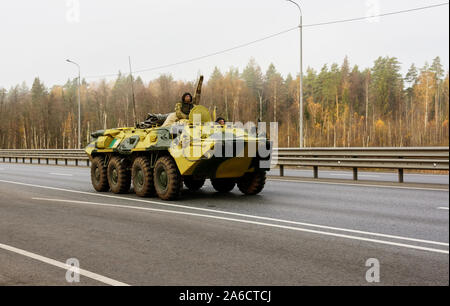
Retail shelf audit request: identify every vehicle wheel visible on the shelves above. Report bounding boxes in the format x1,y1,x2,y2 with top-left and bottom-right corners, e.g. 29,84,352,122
91,156,109,192
153,156,182,200
237,171,266,195
211,178,236,193
107,157,131,194
183,177,205,191
132,157,155,197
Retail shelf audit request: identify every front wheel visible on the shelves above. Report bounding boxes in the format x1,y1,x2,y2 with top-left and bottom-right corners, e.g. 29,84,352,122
153,156,182,200
237,171,266,195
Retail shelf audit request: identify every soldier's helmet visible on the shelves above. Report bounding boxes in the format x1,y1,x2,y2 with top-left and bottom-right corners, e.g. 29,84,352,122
182,92,193,104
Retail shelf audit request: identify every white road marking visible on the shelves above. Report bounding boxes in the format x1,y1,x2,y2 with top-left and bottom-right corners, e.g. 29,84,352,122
49,173,73,177
37,197,433,246
0,242,129,286
31,197,449,255
437,207,449,210
268,178,449,192
0,178,447,248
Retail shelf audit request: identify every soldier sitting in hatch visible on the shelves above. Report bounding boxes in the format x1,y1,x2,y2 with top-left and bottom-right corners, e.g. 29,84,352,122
162,92,197,127
215,117,226,126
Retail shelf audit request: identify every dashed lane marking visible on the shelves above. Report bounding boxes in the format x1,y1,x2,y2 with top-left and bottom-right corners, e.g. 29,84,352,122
49,173,73,177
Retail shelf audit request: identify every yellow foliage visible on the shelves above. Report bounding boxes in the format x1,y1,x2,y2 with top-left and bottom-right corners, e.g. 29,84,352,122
50,86,64,98
375,119,386,130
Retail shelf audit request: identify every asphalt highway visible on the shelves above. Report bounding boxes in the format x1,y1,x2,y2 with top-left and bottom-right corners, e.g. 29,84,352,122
0,163,448,286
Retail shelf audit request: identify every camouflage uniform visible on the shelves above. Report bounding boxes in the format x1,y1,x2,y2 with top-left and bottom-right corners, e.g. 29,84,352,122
175,101,194,120
162,93,197,127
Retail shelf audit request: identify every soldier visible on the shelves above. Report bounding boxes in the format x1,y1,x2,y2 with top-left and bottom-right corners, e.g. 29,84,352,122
215,117,226,126
162,92,197,127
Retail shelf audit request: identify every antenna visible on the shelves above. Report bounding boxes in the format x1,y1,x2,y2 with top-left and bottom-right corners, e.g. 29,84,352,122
128,56,138,127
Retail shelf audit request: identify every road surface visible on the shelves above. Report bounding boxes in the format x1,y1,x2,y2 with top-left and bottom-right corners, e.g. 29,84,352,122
0,163,448,285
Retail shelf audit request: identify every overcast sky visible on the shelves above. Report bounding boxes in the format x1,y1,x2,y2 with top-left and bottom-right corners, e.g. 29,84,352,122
0,0,448,89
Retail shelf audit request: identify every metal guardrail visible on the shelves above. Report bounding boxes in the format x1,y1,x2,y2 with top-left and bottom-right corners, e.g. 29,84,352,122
0,149,89,166
274,147,449,183
0,147,448,183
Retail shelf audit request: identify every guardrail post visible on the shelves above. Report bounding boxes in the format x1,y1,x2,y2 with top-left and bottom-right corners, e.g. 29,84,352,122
398,169,404,183
353,168,358,181
46,158,49,165
280,165,284,177
313,166,319,179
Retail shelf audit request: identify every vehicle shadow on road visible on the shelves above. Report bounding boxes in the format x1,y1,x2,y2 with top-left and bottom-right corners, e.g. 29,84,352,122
179,188,268,206
127,186,267,207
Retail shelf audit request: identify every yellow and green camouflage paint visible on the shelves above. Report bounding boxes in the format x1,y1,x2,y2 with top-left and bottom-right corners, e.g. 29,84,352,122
85,122,271,179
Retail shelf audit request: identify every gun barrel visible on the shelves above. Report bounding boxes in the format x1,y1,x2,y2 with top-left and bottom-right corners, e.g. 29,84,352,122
193,75,204,105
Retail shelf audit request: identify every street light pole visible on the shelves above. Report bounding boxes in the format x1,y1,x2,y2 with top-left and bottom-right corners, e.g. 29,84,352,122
66,59,82,149
286,0,304,148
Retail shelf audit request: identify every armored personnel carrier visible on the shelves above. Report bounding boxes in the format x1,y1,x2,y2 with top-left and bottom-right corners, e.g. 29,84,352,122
85,77,272,201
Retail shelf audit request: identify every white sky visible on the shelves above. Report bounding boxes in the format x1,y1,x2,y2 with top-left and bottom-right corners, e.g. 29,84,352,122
0,0,448,89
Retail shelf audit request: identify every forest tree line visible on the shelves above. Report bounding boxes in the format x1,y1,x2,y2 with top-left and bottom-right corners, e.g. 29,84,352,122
0,56,448,149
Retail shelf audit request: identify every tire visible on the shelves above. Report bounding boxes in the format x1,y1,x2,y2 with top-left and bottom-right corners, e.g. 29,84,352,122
211,178,236,193
132,157,155,197
107,156,131,194
183,177,205,191
153,156,182,200
237,171,266,195
91,156,109,192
